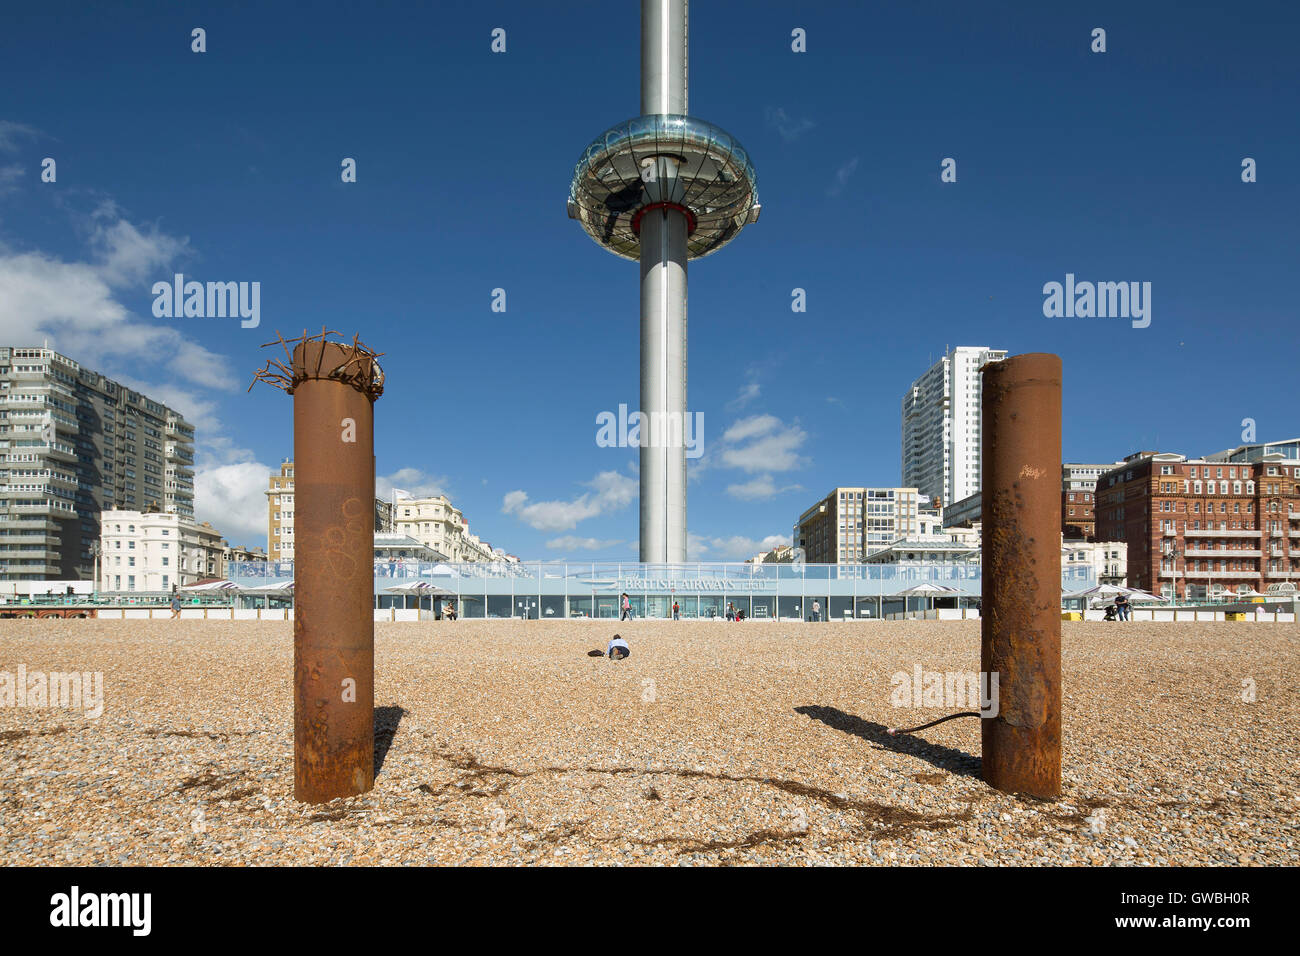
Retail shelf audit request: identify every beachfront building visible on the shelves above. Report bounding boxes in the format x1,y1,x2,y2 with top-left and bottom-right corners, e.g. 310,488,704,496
795,487,925,564
746,544,794,564
1061,462,1127,540
0,346,196,581
225,558,1096,621
1063,539,1127,587
225,543,267,564
390,493,500,563
99,508,226,592
861,520,981,567
1095,446,1300,601
266,459,393,562
900,346,1006,507
942,490,981,529
373,532,446,569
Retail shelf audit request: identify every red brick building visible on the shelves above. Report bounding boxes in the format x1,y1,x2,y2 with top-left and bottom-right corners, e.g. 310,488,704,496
1062,463,1121,540
1095,449,1300,600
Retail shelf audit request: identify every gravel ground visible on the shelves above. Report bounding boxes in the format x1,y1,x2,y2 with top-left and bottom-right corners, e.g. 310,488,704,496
1,619,1295,866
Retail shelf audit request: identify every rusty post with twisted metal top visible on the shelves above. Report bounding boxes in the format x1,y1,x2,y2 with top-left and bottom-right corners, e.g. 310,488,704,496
980,352,1062,799
252,330,384,804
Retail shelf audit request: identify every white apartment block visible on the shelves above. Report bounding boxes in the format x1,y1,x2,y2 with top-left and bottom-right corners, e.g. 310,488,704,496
1063,540,1127,587
391,493,498,563
901,346,1006,508
99,509,226,592
1,346,196,581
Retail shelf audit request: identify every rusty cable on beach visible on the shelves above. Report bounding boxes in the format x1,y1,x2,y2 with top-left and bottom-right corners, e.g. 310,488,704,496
886,712,981,736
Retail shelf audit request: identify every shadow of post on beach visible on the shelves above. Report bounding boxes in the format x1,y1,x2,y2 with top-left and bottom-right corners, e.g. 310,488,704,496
374,705,406,777
795,704,982,779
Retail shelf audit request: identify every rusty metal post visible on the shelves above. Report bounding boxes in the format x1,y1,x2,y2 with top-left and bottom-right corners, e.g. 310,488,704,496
290,339,381,803
252,331,385,804
980,352,1062,798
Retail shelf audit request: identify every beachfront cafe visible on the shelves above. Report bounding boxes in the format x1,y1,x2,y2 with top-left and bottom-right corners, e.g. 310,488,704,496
227,561,1098,621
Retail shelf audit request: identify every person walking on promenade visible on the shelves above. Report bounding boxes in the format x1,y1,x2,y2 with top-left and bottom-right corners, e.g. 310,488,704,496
170,591,182,620
672,600,680,620
811,599,822,622
620,592,632,621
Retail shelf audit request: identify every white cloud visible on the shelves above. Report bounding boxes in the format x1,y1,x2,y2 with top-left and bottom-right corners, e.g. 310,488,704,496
195,460,271,546
688,532,789,561
87,209,191,285
0,206,240,392
828,157,860,197
764,107,815,143
545,535,623,552
0,121,38,153
0,164,22,197
726,382,760,411
502,470,636,532
718,414,808,473
377,468,449,501
726,474,802,501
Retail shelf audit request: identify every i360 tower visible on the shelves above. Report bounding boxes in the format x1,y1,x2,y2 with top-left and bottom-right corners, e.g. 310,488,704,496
568,0,760,562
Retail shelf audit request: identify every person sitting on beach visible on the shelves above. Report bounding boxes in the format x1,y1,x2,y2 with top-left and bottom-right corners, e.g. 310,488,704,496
607,634,630,660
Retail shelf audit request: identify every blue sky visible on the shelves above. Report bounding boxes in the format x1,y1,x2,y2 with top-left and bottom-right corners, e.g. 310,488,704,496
2,0,1296,559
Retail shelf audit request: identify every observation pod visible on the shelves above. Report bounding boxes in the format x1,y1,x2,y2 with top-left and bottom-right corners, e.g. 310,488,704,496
567,1,760,563
567,115,761,261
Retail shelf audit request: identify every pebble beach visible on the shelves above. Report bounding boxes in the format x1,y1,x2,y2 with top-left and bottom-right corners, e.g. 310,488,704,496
1,619,1295,866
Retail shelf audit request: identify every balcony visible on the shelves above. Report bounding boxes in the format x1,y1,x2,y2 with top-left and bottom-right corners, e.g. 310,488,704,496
1160,569,1259,579
1183,528,1260,537
42,442,77,463
1184,549,1261,558
0,530,61,544
7,503,76,518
